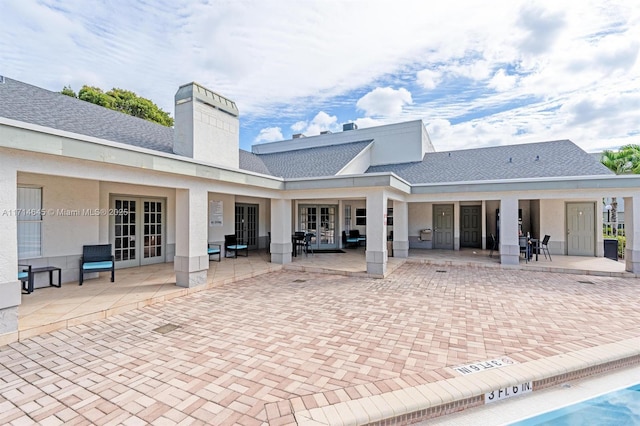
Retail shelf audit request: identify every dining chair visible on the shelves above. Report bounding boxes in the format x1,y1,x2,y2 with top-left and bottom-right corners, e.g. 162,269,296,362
540,235,551,260
519,236,529,263
294,231,306,255
489,233,498,257
302,232,314,256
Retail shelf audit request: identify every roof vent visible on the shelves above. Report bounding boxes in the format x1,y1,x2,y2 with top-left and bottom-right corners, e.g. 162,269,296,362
343,123,358,131
0,76,4,84
508,157,512,163
292,133,306,139
320,130,332,135
535,155,540,161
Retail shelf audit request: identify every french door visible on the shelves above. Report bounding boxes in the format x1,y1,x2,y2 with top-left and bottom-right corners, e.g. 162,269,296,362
111,197,165,268
299,205,337,249
235,203,258,250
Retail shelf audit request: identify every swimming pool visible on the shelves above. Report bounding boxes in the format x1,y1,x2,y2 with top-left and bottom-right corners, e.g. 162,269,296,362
510,383,640,425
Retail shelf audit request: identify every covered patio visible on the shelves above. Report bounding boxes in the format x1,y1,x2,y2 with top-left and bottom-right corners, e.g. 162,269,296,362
13,247,633,345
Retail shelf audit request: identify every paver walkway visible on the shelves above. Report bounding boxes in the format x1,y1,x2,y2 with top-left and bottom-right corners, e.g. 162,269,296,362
1,264,639,425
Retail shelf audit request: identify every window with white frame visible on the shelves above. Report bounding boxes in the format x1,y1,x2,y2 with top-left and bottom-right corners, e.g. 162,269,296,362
344,205,351,231
17,186,42,258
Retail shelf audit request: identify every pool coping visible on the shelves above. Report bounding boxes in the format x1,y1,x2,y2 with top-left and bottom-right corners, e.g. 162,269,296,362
275,336,640,425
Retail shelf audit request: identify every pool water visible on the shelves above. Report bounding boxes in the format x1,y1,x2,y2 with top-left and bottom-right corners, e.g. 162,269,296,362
510,383,640,425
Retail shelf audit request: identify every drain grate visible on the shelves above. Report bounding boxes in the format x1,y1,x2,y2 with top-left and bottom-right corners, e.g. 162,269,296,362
577,280,595,285
153,324,180,334
436,270,447,273
293,279,306,283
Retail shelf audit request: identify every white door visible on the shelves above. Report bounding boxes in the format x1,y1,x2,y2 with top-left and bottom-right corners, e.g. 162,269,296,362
111,197,165,268
566,202,595,256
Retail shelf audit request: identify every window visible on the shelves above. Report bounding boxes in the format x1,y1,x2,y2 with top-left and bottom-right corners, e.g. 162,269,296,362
344,205,351,231
356,208,366,226
17,186,42,258
387,208,393,226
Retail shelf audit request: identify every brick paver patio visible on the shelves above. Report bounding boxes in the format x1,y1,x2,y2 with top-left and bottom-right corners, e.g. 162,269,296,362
1,263,639,425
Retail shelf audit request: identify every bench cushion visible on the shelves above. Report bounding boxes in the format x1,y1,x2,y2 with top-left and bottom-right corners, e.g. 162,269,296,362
83,261,114,270
207,248,220,254
346,238,359,243
227,245,247,250
18,271,29,280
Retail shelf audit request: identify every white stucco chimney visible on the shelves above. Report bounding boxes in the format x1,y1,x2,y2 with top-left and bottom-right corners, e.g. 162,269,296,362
173,82,239,168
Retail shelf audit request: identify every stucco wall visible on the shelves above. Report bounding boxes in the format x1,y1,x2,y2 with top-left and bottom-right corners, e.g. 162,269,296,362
17,173,100,284
539,199,567,254
18,173,100,257
408,202,433,248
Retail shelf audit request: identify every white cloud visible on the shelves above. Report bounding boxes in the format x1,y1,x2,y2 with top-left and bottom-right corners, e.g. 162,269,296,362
353,117,384,129
517,4,567,55
291,121,307,132
288,111,339,136
254,127,283,143
442,60,492,81
416,69,442,90
356,87,413,117
488,69,517,92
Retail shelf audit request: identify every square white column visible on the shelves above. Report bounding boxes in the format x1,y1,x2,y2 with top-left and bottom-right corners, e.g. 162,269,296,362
366,191,388,275
392,200,409,258
0,164,20,337
624,195,640,273
499,196,520,266
270,199,292,264
174,187,209,288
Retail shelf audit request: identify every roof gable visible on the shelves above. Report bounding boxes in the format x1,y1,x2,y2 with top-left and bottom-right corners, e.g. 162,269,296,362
241,140,373,178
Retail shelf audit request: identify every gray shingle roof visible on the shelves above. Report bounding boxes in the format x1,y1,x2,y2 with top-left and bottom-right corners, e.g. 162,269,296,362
239,150,271,175
241,141,373,178
367,140,613,184
0,77,174,153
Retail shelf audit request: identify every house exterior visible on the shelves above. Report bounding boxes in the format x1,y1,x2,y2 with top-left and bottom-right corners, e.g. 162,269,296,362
2,77,640,339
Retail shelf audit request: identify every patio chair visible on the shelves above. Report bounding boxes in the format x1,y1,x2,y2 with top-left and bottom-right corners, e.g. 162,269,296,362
224,234,248,258
293,231,306,256
519,236,529,263
489,234,498,258
207,243,221,262
302,232,314,256
349,229,366,247
342,230,359,248
79,244,115,285
18,264,33,294
539,235,552,261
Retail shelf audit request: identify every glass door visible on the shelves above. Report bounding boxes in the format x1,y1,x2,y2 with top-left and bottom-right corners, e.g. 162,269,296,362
299,204,337,249
112,196,165,268
319,206,336,248
235,203,259,250
113,198,138,268
142,200,164,265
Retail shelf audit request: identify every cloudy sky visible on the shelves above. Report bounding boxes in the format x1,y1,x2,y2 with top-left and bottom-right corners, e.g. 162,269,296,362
2,0,639,153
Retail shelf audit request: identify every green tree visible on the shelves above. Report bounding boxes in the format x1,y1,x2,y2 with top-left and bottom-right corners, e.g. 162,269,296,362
600,144,640,235
61,85,76,98
60,85,173,127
